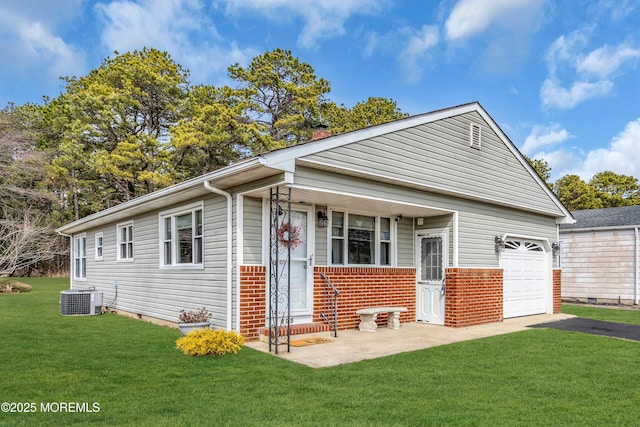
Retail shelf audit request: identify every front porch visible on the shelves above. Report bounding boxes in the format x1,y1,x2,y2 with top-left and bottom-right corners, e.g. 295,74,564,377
245,313,575,368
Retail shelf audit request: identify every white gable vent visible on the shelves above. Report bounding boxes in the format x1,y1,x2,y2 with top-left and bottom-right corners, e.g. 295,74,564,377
469,123,482,150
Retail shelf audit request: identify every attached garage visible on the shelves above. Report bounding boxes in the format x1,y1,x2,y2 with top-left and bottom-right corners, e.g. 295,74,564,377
501,239,549,318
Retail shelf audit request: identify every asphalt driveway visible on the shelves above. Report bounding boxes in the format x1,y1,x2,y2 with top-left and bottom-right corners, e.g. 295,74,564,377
529,317,640,342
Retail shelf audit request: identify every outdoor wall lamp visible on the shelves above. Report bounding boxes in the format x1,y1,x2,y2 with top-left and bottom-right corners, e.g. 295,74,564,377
317,210,329,228
551,242,560,255
395,214,403,222
494,236,505,251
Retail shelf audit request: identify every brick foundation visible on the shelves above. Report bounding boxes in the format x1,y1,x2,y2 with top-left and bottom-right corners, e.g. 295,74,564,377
445,268,503,327
314,266,416,330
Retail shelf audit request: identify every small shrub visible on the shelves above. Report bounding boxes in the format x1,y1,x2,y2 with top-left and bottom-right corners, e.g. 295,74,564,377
176,328,244,357
178,307,212,323
0,279,32,293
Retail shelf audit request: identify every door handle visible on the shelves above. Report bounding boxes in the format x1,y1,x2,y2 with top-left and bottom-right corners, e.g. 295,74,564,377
440,281,446,295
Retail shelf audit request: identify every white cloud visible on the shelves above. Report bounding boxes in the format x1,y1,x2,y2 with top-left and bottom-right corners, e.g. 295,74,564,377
541,29,640,109
566,118,640,180
0,1,86,88
96,0,256,85
540,77,613,109
444,0,544,41
397,26,439,84
576,43,640,79
521,123,572,156
220,0,390,49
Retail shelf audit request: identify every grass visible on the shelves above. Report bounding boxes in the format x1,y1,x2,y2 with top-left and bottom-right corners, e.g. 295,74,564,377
562,303,640,325
1,279,639,426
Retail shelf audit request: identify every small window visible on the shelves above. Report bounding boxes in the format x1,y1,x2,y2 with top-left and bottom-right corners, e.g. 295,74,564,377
117,222,134,261
470,123,481,150
95,232,104,261
73,234,87,280
160,203,204,267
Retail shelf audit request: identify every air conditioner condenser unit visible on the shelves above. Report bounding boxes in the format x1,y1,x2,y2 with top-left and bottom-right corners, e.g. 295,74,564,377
60,290,103,316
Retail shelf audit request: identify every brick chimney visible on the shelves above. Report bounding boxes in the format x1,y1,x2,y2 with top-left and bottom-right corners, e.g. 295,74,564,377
311,129,331,140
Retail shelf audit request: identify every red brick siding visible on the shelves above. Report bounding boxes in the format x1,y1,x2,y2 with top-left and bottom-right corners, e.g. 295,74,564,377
239,265,266,340
445,268,503,327
314,266,416,330
553,269,561,314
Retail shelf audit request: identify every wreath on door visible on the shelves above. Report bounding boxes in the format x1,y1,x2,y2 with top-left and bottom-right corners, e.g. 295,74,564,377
277,222,302,250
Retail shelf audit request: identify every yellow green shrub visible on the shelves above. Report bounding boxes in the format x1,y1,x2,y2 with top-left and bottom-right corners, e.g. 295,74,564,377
176,327,244,357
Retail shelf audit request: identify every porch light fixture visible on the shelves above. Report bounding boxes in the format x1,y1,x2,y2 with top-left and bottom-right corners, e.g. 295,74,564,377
551,242,560,255
494,236,505,251
317,211,329,228
395,214,403,222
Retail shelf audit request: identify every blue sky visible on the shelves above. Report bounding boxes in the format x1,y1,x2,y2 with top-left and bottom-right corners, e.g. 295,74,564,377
2,0,640,182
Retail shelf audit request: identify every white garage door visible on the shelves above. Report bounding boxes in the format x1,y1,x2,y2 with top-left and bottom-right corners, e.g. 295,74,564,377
501,240,548,318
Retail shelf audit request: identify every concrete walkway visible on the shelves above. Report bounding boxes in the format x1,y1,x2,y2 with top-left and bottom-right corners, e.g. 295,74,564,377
245,313,575,368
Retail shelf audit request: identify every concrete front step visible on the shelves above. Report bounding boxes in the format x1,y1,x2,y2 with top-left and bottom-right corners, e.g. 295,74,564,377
257,322,332,343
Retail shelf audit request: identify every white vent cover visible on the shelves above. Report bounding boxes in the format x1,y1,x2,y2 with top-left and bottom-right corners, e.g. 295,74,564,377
469,123,482,150
60,290,103,315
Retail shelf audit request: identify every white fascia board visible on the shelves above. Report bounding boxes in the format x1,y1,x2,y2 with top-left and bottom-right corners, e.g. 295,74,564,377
56,157,262,234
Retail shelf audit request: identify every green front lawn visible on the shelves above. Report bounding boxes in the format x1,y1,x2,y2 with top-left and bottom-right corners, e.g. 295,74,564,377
1,278,639,426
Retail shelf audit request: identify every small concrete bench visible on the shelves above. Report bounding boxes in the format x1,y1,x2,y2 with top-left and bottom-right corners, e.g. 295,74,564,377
356,307,408,332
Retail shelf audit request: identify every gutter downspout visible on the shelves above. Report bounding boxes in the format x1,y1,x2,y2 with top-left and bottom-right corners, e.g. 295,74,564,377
56,231,73,289
204,181,233,331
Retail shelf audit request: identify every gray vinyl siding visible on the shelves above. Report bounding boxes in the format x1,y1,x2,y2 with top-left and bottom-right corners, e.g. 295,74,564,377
396,217,414,267
561,229,637,303
73,194,230,326
242,197,263,264
293,166,558,268
301,111,562,216
315,205,328,265
416,214,454,267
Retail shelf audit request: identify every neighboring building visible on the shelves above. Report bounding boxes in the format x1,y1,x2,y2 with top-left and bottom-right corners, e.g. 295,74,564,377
560,205,640,305
56,102,573,340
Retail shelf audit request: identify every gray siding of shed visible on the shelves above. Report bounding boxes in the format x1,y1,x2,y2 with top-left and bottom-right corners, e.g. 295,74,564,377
301,111,562,216
73,194,230,326
561,229,637,303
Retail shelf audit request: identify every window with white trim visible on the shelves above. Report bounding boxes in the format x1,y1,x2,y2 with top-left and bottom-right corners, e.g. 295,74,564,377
73,234,87,280
95,232,103,261
160,203,203,267
117,222,134,261
331,211,392,265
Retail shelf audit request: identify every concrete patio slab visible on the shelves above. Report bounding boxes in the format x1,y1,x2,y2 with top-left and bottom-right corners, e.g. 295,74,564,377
245,313,576,368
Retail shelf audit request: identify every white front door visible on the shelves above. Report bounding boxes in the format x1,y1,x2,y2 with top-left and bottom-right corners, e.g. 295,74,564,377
272,206,314,323
416,230,447,325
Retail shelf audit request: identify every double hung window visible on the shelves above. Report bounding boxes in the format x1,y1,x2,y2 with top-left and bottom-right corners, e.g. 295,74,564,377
73,234,87,280
160,203,203,267
117,222,134,261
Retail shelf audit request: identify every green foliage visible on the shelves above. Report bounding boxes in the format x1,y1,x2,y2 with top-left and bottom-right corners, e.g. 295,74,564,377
589,171,640,207
228,48,331,146
322,97,409,134
38,48,190,218
176,327,244,357
524,155,552,186
554,174,604,210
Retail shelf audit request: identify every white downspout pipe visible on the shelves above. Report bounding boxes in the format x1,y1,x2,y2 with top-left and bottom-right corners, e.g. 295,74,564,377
56,231,74,288
204,181,233,331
